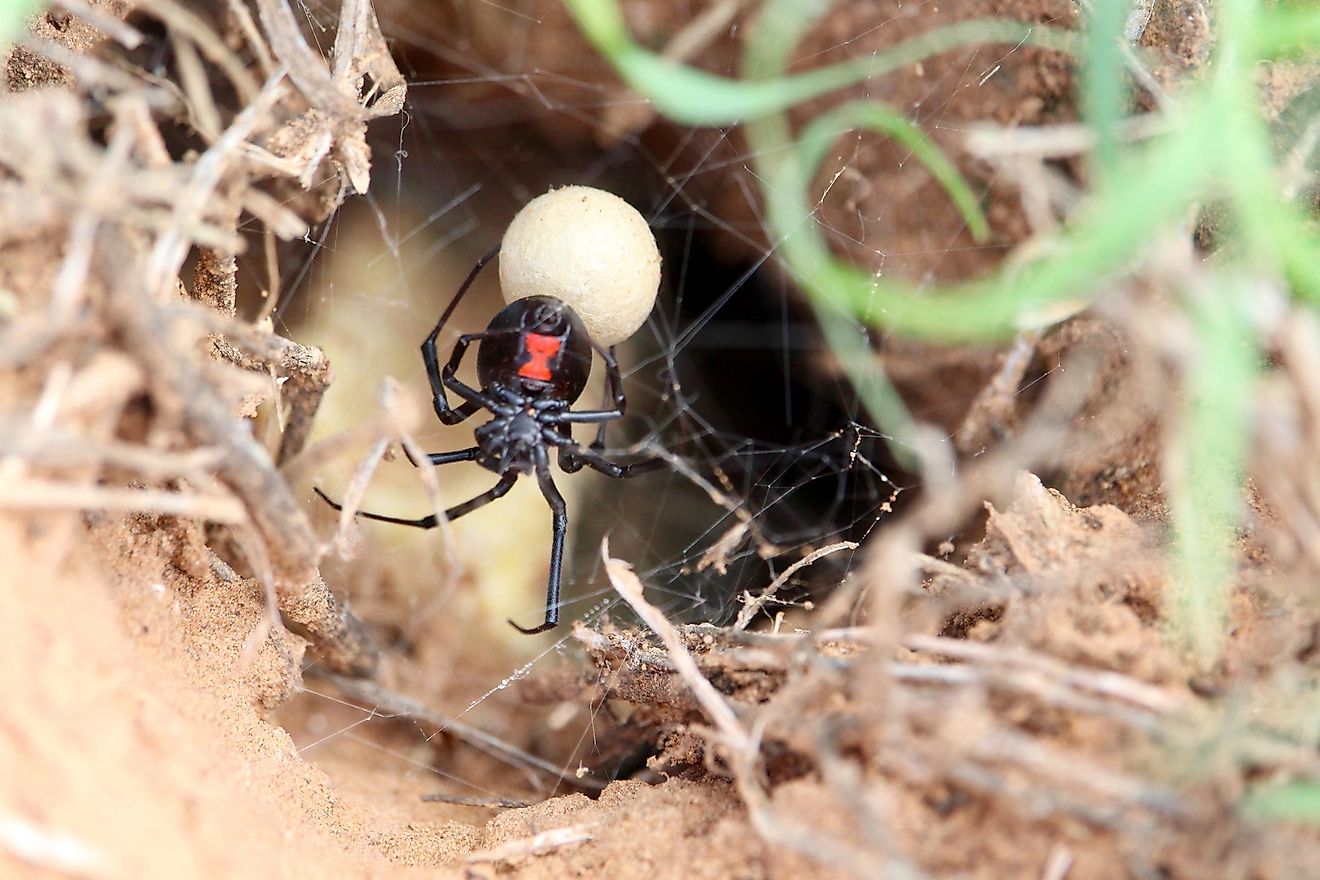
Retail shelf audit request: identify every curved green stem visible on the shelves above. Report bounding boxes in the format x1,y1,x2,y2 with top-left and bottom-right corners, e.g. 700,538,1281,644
796,101,990,243
566,0,1082,126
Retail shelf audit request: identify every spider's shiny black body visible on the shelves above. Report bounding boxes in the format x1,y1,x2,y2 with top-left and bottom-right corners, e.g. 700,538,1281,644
315,247,660,635
468,295,592,475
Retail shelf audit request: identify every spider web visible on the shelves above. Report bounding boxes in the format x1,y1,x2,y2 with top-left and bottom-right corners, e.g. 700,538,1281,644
251,0,1041,810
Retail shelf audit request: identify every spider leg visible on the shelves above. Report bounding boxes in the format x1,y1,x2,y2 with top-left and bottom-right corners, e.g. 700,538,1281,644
591,345,622,451
508,450,567,635
549,424,586,474
435,332,512,419
430,399,483,429
553,409,624,424
314,471,516,530
401,445,481,468
422,245,500,424
549,424,660,477
559,444,664,479
553,344,628,427
440,330,517,414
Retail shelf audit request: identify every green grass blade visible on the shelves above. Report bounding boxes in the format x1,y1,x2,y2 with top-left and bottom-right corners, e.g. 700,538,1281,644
1243,781,1320,824
1254,6,1320,58
566,0,1083,125
1275,212,1320,306
740,0,831,81
742,0,925,468
1081,0,1129,178
796,101,990,242
1167,278,1257,665
0,0,39,47
756,98,1217,342
739,0,1216,341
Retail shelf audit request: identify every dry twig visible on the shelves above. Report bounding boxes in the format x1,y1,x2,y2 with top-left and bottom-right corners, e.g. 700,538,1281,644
601,542,920,879
419,793,530,809
733,540,858,630
464,826,592,864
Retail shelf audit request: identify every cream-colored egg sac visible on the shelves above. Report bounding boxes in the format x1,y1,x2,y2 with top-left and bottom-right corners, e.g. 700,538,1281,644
499,186,660,347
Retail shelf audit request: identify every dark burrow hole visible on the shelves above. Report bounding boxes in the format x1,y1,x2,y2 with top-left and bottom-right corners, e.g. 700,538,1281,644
233,111,926,633
568,224,919,626
173,12,958,797
102,0,930,638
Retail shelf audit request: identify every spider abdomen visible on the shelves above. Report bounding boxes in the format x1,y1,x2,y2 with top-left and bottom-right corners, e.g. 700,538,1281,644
475,295,592,403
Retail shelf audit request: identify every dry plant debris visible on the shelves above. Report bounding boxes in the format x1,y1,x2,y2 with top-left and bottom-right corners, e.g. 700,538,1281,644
572,474,1320,877
4,2,1320,879
0,0,406,680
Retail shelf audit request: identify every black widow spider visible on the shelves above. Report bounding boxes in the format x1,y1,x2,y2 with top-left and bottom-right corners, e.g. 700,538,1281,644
315,245,662,634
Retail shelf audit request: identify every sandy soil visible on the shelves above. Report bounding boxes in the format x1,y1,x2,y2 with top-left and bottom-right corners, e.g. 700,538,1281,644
4,2,1320,879
7,470,1316,878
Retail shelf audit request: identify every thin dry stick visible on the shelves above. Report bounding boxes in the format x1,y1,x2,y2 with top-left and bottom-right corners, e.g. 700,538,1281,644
51,103,139,322
0,815,111,879
256,0,363,119
112,94,173,168
580,624,1167,731
964,115,1169,160
696,522,749,575
226,0,276,78
885,662,1165,731
330,0,406,108
0,423,225,480
601,543,914,879
298,376,462,584
954,329,1042,455
144,72,288,298
902,633,1189,714
0,362,72,485
602,541,749,751
279,414,392,485
464,826,592,864
647,445,783,559
135,0,262,101
419,793,530,809
257,228,283,320
968,728,1190,819
396,427,462,581
1041,844,1075,880
734,540,858,631
242,187,306,238
171,32,222,140
331,435,390,539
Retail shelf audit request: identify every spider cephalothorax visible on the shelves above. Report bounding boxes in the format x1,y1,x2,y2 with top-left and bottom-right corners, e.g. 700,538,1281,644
316,249,661,634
